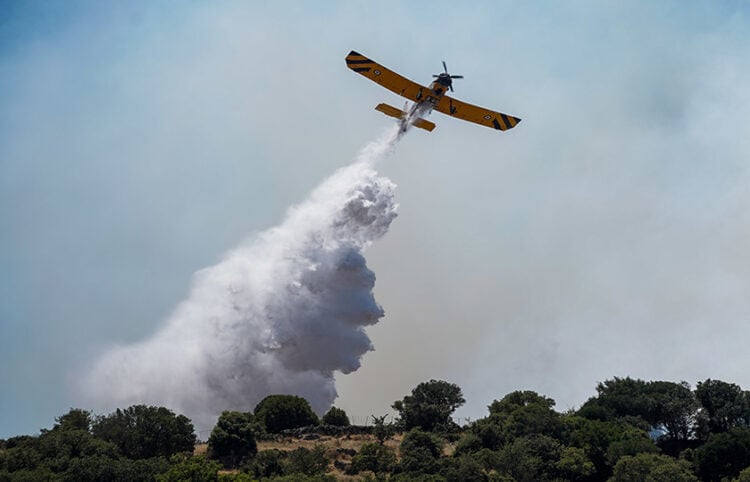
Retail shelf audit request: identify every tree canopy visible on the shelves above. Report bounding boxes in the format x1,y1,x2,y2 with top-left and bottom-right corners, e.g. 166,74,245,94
392,379,465,432
254,395,319,433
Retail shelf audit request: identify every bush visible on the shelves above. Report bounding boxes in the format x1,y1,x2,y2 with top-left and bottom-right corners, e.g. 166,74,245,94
399,429,444,474
208,411,257,467
321,407,350,427
156,454,220,482
242,449,285,479
392,380,465,432
283,446,329,476
254,395,319,433
695,428,750,481
350,443,396,474
91,405,195,459
439,455,487,482
610,453,697,482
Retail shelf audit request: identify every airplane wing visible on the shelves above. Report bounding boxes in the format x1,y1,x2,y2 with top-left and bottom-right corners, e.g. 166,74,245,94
346,51,427,102
435,95,521,131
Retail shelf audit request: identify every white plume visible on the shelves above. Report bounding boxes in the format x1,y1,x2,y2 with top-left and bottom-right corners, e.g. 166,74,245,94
81,128,401,430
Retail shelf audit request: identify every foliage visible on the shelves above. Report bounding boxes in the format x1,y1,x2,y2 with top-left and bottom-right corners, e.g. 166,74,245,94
555,446,595,481
283,445,329,476
694,428,750,481
321,407,350,427
208,411,257,467
735,466,750,482
609,452,698,482
156,453,220,482
494,434,562,482
453,432,483,456
439,455,487,482
254,395,319,433
579,378,697,441
560,416,656,479
91,405,195,459
49,408,93,433
469,390,562,453
695,379,750,437
242,449,285,479
371,414,395,444
398,428,444,474
392,380,465,432
350,442,396,474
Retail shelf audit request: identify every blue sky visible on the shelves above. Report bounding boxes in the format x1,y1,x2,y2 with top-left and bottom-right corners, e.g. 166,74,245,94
2,1,750,437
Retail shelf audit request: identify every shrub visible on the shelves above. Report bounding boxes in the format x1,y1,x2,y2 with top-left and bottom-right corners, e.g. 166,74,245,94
321,407,350,427
208,411,257,467
350,443,396,474
254,395,319,433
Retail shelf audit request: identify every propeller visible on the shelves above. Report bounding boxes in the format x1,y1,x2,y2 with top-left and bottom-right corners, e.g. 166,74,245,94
432,61,463,91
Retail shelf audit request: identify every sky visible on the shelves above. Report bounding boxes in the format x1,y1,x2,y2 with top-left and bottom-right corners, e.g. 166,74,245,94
2,0,750,438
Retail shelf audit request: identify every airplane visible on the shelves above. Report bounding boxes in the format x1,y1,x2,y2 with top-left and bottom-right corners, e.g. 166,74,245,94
345,50,521,134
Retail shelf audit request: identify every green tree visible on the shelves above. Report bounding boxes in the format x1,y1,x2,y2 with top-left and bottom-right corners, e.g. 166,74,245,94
254,395,319,433
495,434,562,482
734,466,750,482
609,453,697,482
321,407,350,427
208,411,257,467
439,455,487,482
242,449,285,479
350,442,396,474
392,380,465,432
398,428,444,474
91,405,196,459
694,428,750,481
561,415,655,480
156,454,220,482
580,378,697,441
283,446,329,476
50,408,93,433
555,446,595,481
371,414,395,444
695,379,750,436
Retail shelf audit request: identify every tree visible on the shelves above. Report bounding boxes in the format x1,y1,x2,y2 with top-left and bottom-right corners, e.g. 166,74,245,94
254,395,319,433
371,414,395,444
494,434,562,482
561,416,655,480
695,379,750,436
609,453,697,482
321,407,350,427
646,381,697,441
470,390,562,449
398,428,444,474
392,380,465,432
50,408,93,433
91,405,196,459
207,411,257,467
350,443,396,474
156,454,220,482
439,455,487,482
555,447,595,481
282,446,329,476
694,428,750,482
242,449,285,479
735,466,750,482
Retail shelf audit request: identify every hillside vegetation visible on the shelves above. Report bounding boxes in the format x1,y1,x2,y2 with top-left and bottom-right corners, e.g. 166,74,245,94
3,377,750,481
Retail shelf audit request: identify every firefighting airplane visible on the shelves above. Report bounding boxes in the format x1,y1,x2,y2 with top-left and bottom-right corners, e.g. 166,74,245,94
346,50,521,133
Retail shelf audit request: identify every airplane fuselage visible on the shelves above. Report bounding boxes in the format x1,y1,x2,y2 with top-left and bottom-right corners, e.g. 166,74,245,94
401,75,452,131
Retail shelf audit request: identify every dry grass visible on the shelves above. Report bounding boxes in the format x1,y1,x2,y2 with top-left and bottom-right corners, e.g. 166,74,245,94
194,433,457,480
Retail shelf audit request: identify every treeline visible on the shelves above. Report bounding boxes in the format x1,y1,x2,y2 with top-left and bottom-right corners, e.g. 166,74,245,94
2,377,750,481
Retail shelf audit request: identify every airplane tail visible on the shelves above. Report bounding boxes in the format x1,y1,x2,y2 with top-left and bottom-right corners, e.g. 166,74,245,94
374,103,435,132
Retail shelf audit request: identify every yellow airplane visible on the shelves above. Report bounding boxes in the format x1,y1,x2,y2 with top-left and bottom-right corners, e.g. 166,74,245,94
346,50,521,133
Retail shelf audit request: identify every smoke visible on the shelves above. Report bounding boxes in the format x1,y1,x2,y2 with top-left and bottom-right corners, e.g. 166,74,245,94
80,127,401,430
